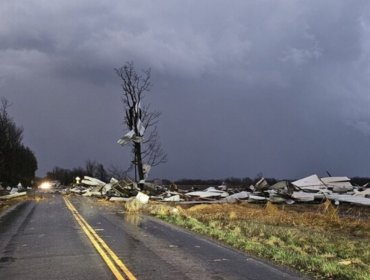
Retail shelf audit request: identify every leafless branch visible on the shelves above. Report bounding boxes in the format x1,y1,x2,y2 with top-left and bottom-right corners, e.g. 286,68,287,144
115,62,167,183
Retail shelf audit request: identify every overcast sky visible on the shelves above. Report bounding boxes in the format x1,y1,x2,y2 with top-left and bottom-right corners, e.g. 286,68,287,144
1,0,370,180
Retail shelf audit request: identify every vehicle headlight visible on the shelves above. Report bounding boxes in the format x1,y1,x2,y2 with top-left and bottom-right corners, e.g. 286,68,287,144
39,182,51,190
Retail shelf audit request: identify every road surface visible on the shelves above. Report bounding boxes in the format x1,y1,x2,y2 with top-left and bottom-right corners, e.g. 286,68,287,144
0,194,306,279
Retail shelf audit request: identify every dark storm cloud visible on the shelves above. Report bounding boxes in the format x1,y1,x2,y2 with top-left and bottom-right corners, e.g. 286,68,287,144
1,0,370,179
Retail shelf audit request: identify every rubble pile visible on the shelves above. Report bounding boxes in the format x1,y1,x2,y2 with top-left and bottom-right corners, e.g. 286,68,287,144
68,176,140,200
65,174,370,207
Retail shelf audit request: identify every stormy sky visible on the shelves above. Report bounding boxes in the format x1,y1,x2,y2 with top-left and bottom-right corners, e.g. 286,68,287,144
1,0,370,180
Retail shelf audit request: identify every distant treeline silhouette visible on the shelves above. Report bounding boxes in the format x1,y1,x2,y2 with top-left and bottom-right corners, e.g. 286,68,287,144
0,98,37,187
46,160,109,186
174,177,370,187
46,160,370,188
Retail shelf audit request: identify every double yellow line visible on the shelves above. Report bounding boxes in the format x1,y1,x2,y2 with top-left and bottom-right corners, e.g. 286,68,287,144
64,197,137,280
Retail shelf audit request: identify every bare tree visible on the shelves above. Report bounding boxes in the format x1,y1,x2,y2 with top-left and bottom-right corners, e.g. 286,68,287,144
107,164,132,180
85,160,108,182
141,127,167,167
115,62,167,184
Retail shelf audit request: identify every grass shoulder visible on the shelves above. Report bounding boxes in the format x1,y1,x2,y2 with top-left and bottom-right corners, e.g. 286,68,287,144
144,201,370,280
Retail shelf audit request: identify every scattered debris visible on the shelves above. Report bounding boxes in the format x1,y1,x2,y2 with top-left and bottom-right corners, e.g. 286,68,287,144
186,187,229,199
136,192,150,204
291,191,317,202
326,194,370,206
81,176,106,186
163,195,181,202
70,186,88,195
354,188,370,198
222,191,250,203
109,197,130,202
60,173,370,207
10,187,19,195
248,195,267,202
292,174,326,192
255,178,270,191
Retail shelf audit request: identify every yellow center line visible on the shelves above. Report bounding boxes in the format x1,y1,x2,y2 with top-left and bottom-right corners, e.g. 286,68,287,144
63,198,125,280
64,198,137,280
63,197,137,280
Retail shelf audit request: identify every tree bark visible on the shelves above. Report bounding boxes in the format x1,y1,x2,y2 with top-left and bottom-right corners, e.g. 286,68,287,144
134,142,144,182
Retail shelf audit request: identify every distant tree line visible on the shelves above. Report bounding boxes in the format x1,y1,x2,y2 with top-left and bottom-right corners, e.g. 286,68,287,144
46,160,109,185
174,177,369,187
350,177,370,186
46,161,370,188
174,177,278,187
0,98,37,186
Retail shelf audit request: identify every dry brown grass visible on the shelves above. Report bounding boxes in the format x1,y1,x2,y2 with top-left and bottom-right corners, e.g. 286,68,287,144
124,198,145,213
148,201,370,280
185,201,369,238
146,202,184,216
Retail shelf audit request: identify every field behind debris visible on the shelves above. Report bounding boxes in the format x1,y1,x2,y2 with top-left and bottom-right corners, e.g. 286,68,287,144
146,201,370,280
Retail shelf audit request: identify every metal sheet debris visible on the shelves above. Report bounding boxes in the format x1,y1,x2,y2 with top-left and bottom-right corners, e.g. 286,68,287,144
222,191,250,203
163,195,181,202
117,130,135,145
186,187,229,199
255,178,270,191
58,174,370,207
292,174,326,191
354,188,370,197
326,194,370,206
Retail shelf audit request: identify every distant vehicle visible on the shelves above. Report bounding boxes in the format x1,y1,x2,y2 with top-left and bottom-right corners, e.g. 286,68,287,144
37,181,59,193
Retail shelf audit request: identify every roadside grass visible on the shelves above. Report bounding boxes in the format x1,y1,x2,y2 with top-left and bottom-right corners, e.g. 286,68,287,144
124,198,144,213
146,201,370,280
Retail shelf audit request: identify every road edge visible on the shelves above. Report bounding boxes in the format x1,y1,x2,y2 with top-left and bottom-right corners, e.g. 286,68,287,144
0,200,36,255
142,213,310,280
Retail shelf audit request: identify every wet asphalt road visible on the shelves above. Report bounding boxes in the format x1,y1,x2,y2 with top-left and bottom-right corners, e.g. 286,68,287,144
0,194,306,280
